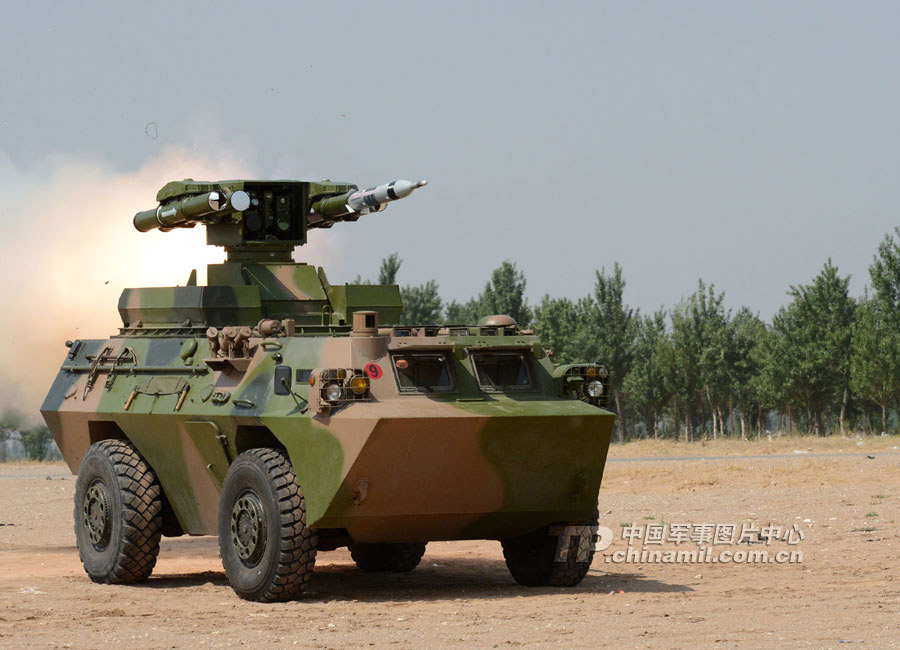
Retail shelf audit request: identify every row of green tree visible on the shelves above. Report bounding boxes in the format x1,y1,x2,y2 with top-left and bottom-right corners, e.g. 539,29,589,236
366,227,900,440
0,411,56,461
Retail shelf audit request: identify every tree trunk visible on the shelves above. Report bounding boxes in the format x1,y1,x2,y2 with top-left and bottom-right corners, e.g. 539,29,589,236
882,400,888,435
673,395,680,442
839,386,848,435
653,407,659,439
788,404,793,434
729,397,734,437
757,400,763,438
740,414,746,440
613,390,624,443
699,391,706,439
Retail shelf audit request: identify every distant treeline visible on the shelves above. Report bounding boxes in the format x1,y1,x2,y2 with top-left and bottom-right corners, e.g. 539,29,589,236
368,227,900,441
0,417,58,462
7,228,900,451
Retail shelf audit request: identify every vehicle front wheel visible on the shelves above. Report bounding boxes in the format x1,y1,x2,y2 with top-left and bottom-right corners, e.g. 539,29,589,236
501,510,599,587
218,448,317,602
74,439,162,584
349,542,427,572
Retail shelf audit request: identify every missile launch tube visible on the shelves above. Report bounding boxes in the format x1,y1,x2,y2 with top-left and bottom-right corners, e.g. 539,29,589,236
134,190,251,232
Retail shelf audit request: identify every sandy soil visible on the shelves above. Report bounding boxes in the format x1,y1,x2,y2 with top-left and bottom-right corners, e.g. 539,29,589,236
1,436,898,649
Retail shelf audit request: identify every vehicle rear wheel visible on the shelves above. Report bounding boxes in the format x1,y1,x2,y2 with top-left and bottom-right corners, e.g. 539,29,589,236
74,439,162,584
218,448,317,602
349,542,427,572
501,510,599,587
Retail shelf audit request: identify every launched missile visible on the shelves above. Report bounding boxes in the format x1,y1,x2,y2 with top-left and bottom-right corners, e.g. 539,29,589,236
346,179,428,213
309,179,427,225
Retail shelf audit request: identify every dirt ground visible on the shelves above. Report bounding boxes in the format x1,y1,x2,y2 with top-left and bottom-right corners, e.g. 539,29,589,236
1,435,898,649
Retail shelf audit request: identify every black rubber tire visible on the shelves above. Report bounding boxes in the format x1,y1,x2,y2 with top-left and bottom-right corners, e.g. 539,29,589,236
73,439,162,584
501,510,599,587
218,448,317,602
349,542,427,572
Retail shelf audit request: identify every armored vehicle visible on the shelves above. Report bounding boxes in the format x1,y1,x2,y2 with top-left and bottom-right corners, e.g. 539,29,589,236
41,177,615,601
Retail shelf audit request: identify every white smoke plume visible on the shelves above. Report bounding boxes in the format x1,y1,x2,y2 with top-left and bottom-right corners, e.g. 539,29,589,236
0,148,341,423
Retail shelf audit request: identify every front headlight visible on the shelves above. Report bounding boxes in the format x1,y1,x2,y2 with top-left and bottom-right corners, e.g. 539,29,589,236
585,380,604,398
349,375,369,395
325,382,343,402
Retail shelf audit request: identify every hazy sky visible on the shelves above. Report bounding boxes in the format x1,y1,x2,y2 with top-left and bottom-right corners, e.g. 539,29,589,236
2,0,900,320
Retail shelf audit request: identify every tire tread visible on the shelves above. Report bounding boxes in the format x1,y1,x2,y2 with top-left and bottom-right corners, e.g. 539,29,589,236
221,448,316,602
75,439,162,584
501,509,599,588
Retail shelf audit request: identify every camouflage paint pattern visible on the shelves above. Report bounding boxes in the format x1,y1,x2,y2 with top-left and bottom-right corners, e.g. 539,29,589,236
42,317,614,542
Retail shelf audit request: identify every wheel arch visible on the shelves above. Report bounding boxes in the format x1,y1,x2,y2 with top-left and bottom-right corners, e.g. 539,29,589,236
234,425,285,455
87,420,127,445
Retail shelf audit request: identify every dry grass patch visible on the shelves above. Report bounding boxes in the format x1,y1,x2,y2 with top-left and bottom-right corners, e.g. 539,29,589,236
607,433,900,459
602,456,900,493
0,460,68,473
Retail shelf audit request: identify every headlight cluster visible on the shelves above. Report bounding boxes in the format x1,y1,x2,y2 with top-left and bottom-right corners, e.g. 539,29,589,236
553,364,610,407
314,368,372,407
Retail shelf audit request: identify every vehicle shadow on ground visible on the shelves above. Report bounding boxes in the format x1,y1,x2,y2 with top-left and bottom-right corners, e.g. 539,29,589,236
142,556,690,601
306,561,691,601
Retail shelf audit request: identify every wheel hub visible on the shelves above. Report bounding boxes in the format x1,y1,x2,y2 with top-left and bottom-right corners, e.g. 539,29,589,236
82,480,111,549
230,491,266,565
